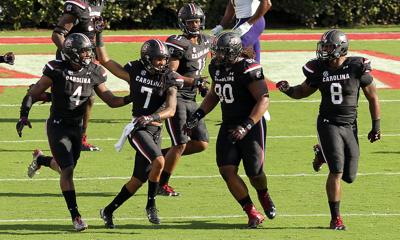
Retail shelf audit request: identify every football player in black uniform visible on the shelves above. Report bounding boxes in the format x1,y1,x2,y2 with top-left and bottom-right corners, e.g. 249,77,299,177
276,29,381,230
158,3,211,196
52,0,106,151
16,33,131,231
95,35,183,227
0,52,15,65
184,32,276,228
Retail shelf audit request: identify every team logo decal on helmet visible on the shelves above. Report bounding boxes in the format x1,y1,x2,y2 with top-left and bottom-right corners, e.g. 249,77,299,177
317,29,349,61
212,32,243,66
63,33,94,67
140,39,170,74
178,3,205,36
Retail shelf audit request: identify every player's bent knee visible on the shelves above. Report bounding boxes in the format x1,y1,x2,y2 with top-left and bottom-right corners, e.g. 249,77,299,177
151,156,165,172
342,174,356,184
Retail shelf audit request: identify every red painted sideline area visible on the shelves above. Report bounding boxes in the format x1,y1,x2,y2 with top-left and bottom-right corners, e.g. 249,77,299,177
1,33,400,44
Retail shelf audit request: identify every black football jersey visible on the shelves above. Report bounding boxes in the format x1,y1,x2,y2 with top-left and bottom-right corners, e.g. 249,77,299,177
166,34,211,100
124,60,182,117
43,60,106,121
63,0,104,43
209,58,268,124
303,56,373,124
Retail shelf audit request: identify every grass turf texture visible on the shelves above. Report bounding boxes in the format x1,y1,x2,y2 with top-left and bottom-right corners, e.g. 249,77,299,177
0,29,399,239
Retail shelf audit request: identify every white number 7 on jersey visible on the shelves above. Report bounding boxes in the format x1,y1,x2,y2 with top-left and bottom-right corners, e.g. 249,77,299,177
141,86,153,109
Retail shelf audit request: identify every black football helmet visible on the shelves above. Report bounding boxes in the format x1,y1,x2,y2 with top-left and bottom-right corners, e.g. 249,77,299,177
140,39,170,75
316,29,349,61
63,33,93,66
178,3,205,36
212,32,243,66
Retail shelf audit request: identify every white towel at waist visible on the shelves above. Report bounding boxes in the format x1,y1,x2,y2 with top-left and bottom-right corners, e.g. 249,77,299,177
114,118,137,152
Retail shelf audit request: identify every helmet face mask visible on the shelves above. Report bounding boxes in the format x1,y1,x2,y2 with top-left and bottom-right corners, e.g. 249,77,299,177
212,32,243,66
316,29,349,61
178,3,205,36
140,39,170,75
63,33,94,67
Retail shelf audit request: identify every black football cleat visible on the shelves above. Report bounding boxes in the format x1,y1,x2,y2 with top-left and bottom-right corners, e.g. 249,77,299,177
146,206,160,224
100,208,115,229
312,144,326,172
258,191,276,219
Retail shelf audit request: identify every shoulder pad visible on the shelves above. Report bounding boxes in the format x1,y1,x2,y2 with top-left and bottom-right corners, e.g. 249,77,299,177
361,57,372,73
302,59,319,77
44,60,63,72
242,58,262,74
166,35,190,51
199,34,212,46
91,63,107,78
164,70,184,89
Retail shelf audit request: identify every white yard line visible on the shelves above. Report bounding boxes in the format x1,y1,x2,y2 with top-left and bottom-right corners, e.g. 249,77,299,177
0,212,399,223
0,172,399,182
1,133,400,143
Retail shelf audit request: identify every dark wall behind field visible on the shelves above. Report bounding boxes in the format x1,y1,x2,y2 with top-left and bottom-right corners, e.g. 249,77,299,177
0,0,398,30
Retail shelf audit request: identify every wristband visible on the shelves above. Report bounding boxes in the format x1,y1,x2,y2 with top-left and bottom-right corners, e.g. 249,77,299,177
242,117,255,130
96,32,104,47
285,87,295,97
151,113,161,122
372,119,380,132
194,108,206,120
123,95,132,104
0,55,4,63
20,95,33,118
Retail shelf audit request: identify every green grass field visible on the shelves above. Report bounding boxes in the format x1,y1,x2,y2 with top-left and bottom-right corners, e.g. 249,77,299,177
0,28,399,239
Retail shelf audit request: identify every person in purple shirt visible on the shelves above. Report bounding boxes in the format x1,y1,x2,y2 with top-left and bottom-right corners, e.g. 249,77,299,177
211,0,272,62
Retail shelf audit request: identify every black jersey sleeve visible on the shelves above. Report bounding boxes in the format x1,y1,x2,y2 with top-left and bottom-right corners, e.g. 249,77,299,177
165,35,189,59
303,59,319,88
359,57,373,87
93,65,107,86
241,59,265,85
42,60,62,80
63,0,87,19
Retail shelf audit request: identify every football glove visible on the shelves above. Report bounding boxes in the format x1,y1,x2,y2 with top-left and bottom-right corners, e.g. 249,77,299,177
194,76,209,97
368,119,381,143
276,80,290,92
16,117,32,137
136,114,161,128
2,52,15,65
183,109,205,134
229,118,254,143
94,16,105,33
233,22,252,37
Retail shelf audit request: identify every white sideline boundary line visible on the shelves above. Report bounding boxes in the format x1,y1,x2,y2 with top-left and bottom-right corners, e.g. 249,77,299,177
1,99,400,107
1,213,399,223
1,172,399,182
1,133,400,143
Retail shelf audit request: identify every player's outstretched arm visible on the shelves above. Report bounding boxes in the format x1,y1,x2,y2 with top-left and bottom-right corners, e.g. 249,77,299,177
94,83,132,108
16,76,52,137
276,80,317,99
95,33,130,82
